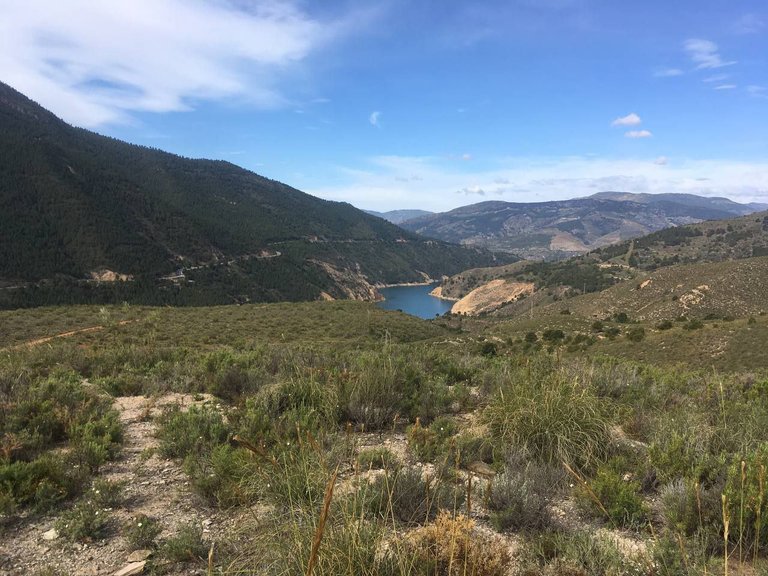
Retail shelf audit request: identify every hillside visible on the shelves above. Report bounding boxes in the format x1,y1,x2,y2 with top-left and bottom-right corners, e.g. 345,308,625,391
0,82,511,307
400,194,761,259
594,210,768,269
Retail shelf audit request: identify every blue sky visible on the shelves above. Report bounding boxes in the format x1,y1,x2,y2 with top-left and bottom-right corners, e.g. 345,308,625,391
1,0,766,211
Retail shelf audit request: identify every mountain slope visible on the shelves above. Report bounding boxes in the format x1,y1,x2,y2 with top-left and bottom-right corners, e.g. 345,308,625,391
0,82,512,307
400,194,762,259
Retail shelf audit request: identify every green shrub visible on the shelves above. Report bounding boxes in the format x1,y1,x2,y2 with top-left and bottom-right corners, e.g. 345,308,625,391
124,513,162,550
161,522,208,563
89,478,125,509
656,320,673,330
0,453,87,512
626,327,646,343
56,500,111,542
542,329,565,343
156,405,229,460
407,416,457,462
575,464,647,529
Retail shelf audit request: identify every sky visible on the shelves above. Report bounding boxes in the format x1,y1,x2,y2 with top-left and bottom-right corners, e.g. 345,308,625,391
1,0,766,212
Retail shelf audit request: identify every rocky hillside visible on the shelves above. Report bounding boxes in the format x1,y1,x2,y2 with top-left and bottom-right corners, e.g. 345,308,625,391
400,194,762,259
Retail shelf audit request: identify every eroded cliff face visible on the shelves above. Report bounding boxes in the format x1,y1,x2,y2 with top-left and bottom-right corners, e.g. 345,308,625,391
451,279,534,315
309,260,382,301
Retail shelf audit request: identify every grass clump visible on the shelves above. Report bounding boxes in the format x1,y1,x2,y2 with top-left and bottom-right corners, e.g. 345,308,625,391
369,466,464,525
357,447,399,470
484,370,612,470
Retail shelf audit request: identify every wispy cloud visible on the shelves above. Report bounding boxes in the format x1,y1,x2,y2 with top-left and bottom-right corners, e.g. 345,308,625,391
369,111,382,127
458,186,486,196
654,68,684,78
625,130,653,139
655,156,669,166
0,0,344,127
684,39,737,70
714,84,737,90
703,74,730,83
611,113,642,127
730,13,765,35
747,85,768,98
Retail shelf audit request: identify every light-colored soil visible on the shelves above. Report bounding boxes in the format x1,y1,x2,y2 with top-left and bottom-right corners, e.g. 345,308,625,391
451,280,535,315
0,393,231,576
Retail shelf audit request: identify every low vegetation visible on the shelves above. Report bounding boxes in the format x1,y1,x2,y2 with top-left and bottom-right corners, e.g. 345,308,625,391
1,298,768,574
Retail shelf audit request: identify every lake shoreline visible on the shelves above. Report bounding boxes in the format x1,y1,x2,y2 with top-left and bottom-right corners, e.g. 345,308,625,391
376,284,454,319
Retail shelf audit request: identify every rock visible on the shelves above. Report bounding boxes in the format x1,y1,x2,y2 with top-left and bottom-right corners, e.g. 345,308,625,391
42,528,59,541
113,561,146,576
127,549,153,562
467,461,496,478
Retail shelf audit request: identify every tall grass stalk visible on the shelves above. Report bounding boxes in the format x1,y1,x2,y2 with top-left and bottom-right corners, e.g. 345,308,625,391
305,470,338,576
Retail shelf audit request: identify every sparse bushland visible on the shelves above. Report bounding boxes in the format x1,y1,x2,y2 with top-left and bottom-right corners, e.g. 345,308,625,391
4,302,768,574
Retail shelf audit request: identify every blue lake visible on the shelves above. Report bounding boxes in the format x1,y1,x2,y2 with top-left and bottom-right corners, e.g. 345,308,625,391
376,284,453,319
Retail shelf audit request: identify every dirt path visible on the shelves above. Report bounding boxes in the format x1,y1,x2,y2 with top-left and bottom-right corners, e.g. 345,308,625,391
3,321,135,352
0,393,226,576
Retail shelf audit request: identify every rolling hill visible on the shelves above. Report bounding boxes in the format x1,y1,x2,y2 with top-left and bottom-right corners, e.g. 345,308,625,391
399,194,762,259
0,81,512,308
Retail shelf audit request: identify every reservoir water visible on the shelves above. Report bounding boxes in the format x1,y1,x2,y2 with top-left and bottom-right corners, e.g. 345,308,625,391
376,284,453,319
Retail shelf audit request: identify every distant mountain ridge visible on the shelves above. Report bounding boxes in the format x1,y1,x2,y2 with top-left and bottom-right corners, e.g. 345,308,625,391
0,81,511,308
398,193,763,259
366,209,433,224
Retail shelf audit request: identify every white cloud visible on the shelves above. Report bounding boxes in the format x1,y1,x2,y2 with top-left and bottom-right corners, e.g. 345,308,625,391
0,0,342,127
611,113,642,127
369,111,382,127
654,68,684,78
703,74,730,83
684,38,737,70
625,130,653,139
654,156,668,166
306,155,768,212
461,153,473,161
714,84,737,90
747,85,768,98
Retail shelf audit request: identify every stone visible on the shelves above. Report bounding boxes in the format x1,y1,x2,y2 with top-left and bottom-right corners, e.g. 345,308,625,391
127,549,152,562
42,528,59,541
467,461,496,478
112,561,146,576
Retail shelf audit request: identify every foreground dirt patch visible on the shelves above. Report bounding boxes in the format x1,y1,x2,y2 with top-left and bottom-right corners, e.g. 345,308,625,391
0,393,231,576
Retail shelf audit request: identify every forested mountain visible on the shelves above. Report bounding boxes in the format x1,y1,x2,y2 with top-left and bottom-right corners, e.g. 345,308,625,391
399,193,763,259
0,81,511,307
